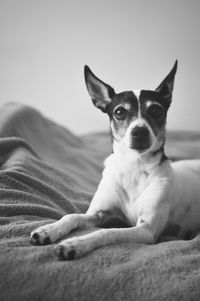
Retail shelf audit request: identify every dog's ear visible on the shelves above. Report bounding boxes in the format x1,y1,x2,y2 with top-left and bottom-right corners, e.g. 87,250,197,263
156,60,178,101
84,65,115,112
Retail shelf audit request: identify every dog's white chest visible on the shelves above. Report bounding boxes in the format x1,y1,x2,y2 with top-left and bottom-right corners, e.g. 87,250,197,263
116,160,147,201
104,153,151,223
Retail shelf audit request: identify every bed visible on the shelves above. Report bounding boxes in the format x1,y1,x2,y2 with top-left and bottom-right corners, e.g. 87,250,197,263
1,102,200,301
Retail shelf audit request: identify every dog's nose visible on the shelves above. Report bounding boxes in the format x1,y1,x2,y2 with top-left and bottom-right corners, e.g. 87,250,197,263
131,126,149,140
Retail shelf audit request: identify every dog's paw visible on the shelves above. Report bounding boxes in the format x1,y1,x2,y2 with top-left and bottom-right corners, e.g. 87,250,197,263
54,237,88,260
30,224,56,245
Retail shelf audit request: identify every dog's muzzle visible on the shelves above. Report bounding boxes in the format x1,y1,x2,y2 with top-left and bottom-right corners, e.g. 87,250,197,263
130,126,151,151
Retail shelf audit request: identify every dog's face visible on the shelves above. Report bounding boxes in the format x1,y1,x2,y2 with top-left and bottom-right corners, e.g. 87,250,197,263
84,61,177,154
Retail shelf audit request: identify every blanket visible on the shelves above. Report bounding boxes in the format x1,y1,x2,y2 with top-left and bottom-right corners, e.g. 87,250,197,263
1,102,200,301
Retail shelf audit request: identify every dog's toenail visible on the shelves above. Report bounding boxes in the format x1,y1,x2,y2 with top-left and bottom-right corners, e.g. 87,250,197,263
31,233,41,245
55,245,65,261
43,236,51,245
67,250,76,260
32,233,39,240
31,232,40,242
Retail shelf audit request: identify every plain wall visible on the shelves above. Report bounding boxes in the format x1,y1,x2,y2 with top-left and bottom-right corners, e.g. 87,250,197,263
0,0,200,134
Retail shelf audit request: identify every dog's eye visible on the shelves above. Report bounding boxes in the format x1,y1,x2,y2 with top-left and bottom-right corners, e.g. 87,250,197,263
148,104,164,119
114,106,127,120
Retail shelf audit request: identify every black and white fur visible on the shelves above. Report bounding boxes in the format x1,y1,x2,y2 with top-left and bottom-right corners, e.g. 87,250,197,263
30,61,200,260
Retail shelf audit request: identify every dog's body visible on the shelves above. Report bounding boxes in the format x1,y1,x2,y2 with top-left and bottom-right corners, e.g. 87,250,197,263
30,61,200,260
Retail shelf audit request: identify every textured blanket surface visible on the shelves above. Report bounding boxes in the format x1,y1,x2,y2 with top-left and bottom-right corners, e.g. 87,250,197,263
1,102,200,301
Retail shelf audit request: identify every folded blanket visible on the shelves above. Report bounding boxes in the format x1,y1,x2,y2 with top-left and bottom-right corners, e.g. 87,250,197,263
1,102,200,301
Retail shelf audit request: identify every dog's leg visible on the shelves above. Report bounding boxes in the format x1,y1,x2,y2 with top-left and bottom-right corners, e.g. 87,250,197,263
54,216,155,260
30,212,104,245
30,176,118,245
54,178,171,260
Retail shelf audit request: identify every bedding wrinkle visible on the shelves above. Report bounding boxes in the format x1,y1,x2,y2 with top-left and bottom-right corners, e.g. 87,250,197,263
0,103,200,301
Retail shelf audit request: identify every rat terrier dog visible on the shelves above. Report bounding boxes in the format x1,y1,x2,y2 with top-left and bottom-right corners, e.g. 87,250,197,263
31,61,200,260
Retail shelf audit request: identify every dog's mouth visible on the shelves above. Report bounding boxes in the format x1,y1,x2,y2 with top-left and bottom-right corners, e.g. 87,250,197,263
129,139,151,152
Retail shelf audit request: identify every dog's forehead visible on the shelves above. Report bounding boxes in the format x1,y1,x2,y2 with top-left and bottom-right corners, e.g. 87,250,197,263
111,91,138,108
112,90,161,106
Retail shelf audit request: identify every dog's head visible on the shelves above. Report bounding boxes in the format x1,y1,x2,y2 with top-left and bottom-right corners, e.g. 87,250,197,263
84,61,177,154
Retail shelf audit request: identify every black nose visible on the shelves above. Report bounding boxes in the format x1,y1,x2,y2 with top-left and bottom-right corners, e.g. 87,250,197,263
131,126,149,140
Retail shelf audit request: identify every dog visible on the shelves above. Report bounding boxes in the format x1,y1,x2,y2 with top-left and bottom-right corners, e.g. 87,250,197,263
30,61,200,260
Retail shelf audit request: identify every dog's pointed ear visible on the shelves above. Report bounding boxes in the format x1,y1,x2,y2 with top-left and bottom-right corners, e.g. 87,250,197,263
84,65,115,112
156,60,178,101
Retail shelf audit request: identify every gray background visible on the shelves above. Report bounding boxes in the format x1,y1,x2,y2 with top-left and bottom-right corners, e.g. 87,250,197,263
0,0,199,134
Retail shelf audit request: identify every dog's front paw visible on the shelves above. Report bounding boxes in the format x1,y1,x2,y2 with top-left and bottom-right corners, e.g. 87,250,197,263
54,237,89,260
30,223,56,245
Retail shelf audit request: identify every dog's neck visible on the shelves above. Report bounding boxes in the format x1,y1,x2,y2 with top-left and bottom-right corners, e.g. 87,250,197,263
112,141,167,174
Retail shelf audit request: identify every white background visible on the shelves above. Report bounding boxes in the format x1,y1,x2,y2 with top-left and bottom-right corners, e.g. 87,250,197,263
0,0,200,134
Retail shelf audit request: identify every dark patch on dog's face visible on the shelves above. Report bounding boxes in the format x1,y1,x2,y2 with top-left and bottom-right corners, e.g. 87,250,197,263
107,91,139,142
139,90,170,137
